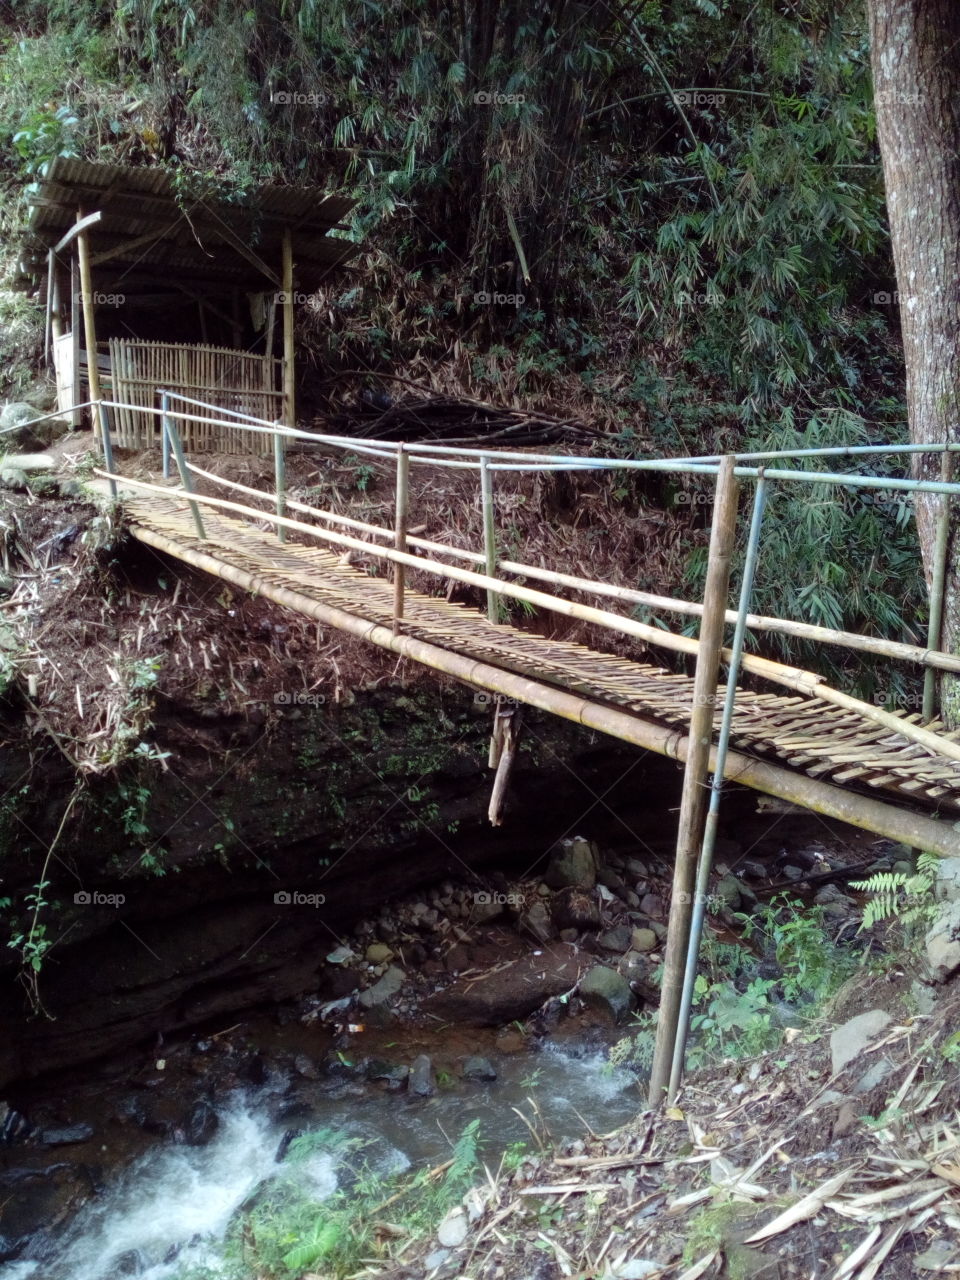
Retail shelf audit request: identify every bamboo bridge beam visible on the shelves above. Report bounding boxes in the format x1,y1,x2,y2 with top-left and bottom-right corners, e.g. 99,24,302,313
123,517,960,857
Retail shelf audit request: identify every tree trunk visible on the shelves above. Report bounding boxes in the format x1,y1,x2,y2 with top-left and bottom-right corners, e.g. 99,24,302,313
866,0,960,719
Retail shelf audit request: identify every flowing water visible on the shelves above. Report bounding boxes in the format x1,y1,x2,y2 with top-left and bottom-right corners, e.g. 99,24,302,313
3,1043,639,1280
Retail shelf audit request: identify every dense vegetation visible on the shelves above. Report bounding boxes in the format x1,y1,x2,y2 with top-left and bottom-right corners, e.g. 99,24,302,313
0,0,925,696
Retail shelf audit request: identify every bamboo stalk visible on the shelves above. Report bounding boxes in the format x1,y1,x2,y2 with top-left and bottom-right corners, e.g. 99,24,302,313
75,212,104,451
96,470,960,763
274,425,287,545
393,445,409,633
488,709,519,826
281,228,295,430
650,457,739,1106
122,517,960,857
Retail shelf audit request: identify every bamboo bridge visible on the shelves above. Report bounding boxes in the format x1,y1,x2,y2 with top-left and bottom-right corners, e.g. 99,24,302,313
50,391,960,1100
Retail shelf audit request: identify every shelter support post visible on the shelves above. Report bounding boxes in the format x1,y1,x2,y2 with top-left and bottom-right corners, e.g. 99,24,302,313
649,455,740,1105
274,426,287,545
75,210,105,454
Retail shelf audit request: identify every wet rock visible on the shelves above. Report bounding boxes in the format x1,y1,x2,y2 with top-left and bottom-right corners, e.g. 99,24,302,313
365,942,394,964
579,964,635,1023
367,1059,408,1088
830,1010,893,1075
935,858,960,902
423,946,580,1025
713,875,742,909
0,1104,31,1144
624,890,640,908
853,1056,896,1095
470,896,505,923
326,945,355,965
559,927,578,943
521,901,554,944
185,1100,219,1146
111,1248,147,1275
39,1123,94,1147
781,865,805,881
294,1054,320,1080
462,1056,497,1082
552,887,600,931
358,964,405,1009
437,1206,468,1247
408,1054,436,1097
597,867,629,898
926,900,960,982
275,1128,305,1162
598,925,633,954
425,1248,451,1269
544,837,598,890
625,857,648,878
640,893,665,920
630,927,657,953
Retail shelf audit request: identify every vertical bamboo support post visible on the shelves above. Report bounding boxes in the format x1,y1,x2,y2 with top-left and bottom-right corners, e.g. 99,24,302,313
480,455,499,623
50,255,62,345
98,402,118,499
161,391,172,479
274,424,287,545
281,227,295,431
393,445,410,633
667,474,768,1102
45,248,56,366
649,455,740,1106
923,450,953,723
165,416,206,541
75,211,105,454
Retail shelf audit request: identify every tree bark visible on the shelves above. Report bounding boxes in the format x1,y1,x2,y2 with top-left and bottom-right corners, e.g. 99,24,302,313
866,0,960,719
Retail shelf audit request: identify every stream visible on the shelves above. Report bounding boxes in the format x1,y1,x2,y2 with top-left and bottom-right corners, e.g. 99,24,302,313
1,1041,639,1280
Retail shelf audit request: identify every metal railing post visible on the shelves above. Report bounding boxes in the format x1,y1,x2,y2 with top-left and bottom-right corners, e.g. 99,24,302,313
274,423,287,545
97,401,117,499
667,474,768,1102
161,391,171,480
480,455,500,623
164,415,205,541
393,444,410,633
923,450,953,722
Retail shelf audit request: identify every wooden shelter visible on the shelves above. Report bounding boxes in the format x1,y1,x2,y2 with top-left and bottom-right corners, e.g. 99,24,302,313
20,158,359,451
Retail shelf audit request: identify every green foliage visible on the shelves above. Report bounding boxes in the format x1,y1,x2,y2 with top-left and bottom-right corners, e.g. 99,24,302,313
178,1120,483,1279
851,851,939,932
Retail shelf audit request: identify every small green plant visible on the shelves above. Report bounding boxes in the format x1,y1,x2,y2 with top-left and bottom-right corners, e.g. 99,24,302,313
850,852,939,931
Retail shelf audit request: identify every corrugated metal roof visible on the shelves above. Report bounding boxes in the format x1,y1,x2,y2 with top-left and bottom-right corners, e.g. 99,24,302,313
22,157,361,290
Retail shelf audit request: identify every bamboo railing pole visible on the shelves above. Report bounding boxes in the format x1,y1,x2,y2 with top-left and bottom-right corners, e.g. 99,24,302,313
97,402,117,499
480,455,499,623
924,451,954,722
650,456,740,1106
97,469,960,763
281,228,295,430
164,458,960,676
274,423,287,545
161,391,172,480
668,476,768,1102
159,427,205,540
393,445,410,633
125,517,960,856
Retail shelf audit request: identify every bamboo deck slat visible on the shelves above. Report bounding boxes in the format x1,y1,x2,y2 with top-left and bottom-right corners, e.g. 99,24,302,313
119,490,960,819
